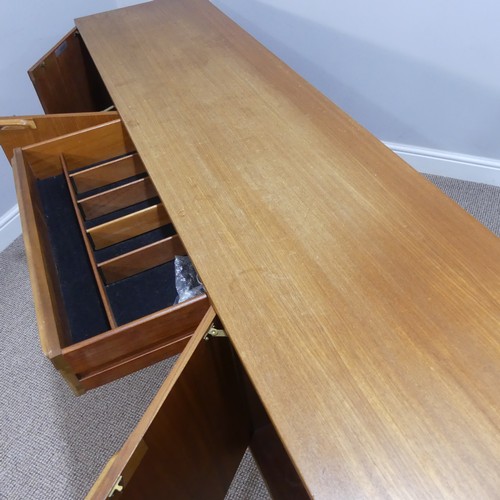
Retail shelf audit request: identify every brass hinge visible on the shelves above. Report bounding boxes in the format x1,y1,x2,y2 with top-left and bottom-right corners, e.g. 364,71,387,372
204,325,227,340
108,475,124,497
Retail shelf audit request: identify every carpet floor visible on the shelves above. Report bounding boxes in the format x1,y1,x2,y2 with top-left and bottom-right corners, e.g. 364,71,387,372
0,174,498,499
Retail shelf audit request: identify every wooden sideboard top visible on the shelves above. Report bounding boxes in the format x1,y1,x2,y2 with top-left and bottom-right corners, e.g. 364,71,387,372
76,1,500,497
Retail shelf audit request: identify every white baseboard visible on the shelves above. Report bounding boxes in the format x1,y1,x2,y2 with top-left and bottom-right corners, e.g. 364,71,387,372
0,205,21,253
386,142,500,187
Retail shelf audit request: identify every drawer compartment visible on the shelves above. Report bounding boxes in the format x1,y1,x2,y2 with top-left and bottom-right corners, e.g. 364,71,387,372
12,118,209,393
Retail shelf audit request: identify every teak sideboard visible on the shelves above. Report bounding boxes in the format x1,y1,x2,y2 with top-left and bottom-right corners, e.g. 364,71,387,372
1,0,498,498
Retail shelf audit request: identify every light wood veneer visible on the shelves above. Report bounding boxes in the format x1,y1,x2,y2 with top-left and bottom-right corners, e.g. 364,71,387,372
76,0,500,497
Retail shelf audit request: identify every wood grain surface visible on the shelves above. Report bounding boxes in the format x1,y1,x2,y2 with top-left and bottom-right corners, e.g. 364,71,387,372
23,119,134,178
87,203,170,250
70,152,145,193
12,150,69,359
28,28,112,113
79,176,157,220
62,294,209,374
77,1,500,497
0,112,117,162
98,234,186,283
85,307,250,499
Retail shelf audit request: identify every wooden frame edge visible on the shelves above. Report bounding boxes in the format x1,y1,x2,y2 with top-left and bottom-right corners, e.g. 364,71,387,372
12,149,65,359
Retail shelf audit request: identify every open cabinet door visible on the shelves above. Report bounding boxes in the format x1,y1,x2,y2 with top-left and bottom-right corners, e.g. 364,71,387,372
28,28,112,113
86,307,251,499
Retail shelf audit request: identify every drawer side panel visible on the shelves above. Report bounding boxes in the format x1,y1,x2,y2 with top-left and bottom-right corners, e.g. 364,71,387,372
12,149,68,358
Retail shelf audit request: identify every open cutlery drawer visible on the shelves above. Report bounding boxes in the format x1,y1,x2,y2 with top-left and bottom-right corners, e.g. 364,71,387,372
12,118,209,393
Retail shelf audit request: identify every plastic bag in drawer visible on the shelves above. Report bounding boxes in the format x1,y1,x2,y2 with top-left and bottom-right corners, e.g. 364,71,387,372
174,255,205,303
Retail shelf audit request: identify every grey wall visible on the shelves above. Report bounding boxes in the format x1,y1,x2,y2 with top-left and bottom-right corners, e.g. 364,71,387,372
211,0,500,159
115,0,150,6
0,0,151,221
3,0,499,220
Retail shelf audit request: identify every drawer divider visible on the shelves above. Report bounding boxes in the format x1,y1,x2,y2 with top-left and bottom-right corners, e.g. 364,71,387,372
70,152,146,193
61,154,117,328
78,176,158,220
98,234,187,284
86,203,171,250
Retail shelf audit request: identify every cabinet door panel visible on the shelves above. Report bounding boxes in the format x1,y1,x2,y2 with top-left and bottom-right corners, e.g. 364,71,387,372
87,307,251,499
28,28,112,113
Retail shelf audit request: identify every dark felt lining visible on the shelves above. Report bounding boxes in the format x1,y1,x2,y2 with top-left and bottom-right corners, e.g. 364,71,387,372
37,175,110,343
106,261,178,326
37,173,178,345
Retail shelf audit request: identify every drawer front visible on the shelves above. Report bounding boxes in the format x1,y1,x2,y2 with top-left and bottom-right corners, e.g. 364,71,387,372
13,119,210,393
28,28,112,113
63,295,210,391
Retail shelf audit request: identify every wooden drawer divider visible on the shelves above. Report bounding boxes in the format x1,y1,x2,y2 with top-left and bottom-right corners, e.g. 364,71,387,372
87,203,170,250
98,234,187,284
61,154,117,328
70,152,146,193
79,176,157,219
61,149,177,328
